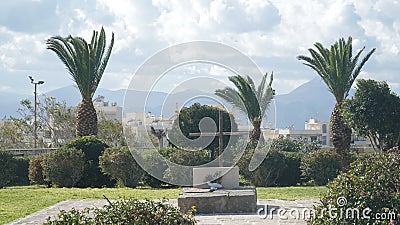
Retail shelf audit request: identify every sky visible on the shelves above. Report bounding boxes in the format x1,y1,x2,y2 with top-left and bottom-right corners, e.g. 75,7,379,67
0,0,399,96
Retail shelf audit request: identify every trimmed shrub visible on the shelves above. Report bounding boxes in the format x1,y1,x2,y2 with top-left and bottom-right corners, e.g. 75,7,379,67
239,148,301,187
42,147,85,187
253,149,301,187
276,151,301,186
0,152,29,187
301,149,341,185
0,151,17,188
65,136,114,187
44,198,197,225
253,149,287,186
99,146,143,188
309,149,399,225
12,156,29,186
140,151,169,188
28,155,47,185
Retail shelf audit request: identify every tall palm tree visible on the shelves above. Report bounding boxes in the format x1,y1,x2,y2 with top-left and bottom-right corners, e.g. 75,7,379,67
215,72,274,142
47,27,114,137
297,37,375,170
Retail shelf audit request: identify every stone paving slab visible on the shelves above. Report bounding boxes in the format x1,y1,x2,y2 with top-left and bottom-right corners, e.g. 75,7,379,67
5,200,109,225
5,199,319,225
179,187,257,214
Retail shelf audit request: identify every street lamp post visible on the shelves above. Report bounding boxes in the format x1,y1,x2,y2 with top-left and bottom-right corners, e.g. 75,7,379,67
29,76,44,149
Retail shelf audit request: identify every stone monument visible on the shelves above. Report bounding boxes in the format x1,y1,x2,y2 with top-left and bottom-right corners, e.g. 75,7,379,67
177,111,257,214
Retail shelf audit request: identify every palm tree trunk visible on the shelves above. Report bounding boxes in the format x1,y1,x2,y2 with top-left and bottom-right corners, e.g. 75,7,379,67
76,98,98,137
330,103,352,171
250,118,261,142
158,137,163,149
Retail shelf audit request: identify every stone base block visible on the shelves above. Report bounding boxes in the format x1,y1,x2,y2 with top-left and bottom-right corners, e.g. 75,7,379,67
178,186,257,214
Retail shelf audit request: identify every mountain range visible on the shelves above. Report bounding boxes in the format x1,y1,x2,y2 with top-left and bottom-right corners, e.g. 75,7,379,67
0,77,339,129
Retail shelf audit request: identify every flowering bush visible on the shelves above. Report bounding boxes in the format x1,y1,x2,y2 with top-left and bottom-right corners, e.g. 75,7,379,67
309,149,399,225
44,198,197,225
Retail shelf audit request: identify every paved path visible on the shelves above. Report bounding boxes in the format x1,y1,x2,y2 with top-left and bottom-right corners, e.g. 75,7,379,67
6,199,319,225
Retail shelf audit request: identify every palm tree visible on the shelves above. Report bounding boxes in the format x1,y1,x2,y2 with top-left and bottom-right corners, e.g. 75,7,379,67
297,37,375,170
46,27,114,137
215,72,274,142
150,126,166,149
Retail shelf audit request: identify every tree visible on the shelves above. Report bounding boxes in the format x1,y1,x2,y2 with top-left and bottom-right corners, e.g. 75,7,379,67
41,97,76,146
97,113,126,148
342,79,400,151
215,72,274,142
46,27,114,137
12,97,76,148
270,136,303,152
150,126,166,149
0,118,24,148
7,96,126,148
168,103,238,160
297,37,375,170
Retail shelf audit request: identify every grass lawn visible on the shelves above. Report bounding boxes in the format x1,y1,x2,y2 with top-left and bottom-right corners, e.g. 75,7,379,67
0,185,326,224
257,186,327,199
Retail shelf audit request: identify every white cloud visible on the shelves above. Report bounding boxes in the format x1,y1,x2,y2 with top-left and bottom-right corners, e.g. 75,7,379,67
0,85,11,92
0,0,399,98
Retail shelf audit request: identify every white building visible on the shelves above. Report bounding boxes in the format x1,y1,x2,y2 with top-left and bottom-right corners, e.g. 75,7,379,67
123,108,176,148
93,95,122,122
278,118,330,147
278,118,372,151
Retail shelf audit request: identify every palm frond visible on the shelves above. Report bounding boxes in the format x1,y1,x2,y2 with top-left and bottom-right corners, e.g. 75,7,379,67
215,87,247,113
47,27,114,100
215,72,274,127
297,36,375,103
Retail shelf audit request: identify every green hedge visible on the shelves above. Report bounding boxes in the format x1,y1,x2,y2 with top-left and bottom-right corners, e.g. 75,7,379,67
12,156,29,186
0,151,29,187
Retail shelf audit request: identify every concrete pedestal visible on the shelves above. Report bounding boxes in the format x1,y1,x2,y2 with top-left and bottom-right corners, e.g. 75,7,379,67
178,186,257,214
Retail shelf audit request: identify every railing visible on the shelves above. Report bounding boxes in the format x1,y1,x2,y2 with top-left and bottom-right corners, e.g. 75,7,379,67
3,148,58,156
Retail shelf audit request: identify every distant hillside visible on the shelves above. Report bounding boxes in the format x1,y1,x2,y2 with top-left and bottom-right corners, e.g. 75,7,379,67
275,77,336,128
0,92,30,118
0,77,347,128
